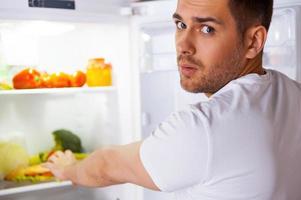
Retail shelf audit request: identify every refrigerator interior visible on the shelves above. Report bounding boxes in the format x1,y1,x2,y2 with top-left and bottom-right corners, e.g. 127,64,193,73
0,19,133,151
0,18,138,200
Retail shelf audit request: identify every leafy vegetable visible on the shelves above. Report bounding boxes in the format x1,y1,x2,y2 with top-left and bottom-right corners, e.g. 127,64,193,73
28,129,85,166
52,129,83,153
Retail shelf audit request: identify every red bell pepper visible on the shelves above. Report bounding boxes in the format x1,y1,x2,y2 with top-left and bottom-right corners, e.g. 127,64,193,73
13,68,42,89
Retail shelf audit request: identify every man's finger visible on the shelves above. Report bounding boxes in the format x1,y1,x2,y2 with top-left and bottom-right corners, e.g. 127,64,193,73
48,155,59,163
41,162,54,170
55,151,65,158
65,150,73,157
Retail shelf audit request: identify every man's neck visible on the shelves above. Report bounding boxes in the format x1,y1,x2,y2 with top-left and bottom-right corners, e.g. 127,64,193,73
205,54,265,98
238,53,265,78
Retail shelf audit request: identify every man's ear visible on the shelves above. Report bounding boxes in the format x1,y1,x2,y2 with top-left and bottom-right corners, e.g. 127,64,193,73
244,25,267,59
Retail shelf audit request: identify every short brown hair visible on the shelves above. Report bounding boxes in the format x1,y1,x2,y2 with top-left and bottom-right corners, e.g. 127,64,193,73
228,0,274,34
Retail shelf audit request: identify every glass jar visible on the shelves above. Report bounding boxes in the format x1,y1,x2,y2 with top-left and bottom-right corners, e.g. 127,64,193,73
86,58,105,87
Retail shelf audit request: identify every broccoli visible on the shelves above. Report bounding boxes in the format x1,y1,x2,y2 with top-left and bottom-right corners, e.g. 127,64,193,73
52,129,83,153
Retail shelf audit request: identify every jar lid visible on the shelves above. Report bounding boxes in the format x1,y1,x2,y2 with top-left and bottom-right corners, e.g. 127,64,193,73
89,58,105,63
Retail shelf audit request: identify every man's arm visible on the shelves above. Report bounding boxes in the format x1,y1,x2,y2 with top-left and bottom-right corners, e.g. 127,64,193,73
43,141,159,191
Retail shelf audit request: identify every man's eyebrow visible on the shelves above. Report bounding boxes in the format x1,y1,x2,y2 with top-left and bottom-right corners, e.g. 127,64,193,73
172,13,223,25
172,13,182,20
193,17,223,25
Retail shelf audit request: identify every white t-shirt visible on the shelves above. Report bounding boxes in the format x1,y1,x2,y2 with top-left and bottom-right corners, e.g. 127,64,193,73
140,69,301,200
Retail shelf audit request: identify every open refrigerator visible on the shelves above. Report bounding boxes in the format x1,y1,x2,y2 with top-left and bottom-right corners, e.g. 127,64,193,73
0,0,301,200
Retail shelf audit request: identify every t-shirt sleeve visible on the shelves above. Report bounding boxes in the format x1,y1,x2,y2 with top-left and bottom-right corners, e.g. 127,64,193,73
140,107,209,192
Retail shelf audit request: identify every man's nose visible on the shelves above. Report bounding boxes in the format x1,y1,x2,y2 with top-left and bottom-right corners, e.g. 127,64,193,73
176,31,196,55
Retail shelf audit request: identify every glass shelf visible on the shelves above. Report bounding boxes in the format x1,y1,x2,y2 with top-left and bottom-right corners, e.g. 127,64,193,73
0,86,116,95
0,181,72,197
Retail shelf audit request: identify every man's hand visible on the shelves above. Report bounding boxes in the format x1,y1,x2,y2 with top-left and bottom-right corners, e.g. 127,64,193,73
43,150,77,181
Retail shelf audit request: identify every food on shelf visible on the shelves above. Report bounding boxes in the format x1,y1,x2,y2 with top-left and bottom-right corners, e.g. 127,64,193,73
74,153,87,160
86,58,112,87
9,56,113,90
86,58,105,87
4,164,54,182
28,154,42,166
29,151,87,166
2,129,87,183
6,151,87,182
0,82,12,90
0,142,29,180
28,150,56,165
40,72,52,88
49,72,71,88
52,129,83,153
12,68,42,89
70,70,86,87
29,129,84,166
11,68,87,89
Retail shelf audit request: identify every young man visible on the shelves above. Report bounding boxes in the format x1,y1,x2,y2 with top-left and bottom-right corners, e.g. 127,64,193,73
44,0,301,199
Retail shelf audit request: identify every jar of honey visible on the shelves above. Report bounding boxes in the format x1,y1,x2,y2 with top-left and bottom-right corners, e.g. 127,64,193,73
86,58,112,87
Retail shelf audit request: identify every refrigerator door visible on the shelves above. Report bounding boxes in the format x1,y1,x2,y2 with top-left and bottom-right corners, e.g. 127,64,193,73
263,6,301,82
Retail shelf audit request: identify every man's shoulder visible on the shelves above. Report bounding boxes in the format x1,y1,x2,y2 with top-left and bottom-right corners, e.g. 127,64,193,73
269,69,301,89
169,68,301,130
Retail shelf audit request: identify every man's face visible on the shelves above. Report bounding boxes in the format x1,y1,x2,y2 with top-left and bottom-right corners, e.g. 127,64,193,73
174,0,246,94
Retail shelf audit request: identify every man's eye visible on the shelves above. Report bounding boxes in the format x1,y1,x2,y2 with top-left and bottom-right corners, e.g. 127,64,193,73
201,25,215,34
176,21,187,30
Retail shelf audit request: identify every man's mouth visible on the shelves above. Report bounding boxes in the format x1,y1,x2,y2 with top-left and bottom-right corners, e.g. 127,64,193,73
179,64,198,77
